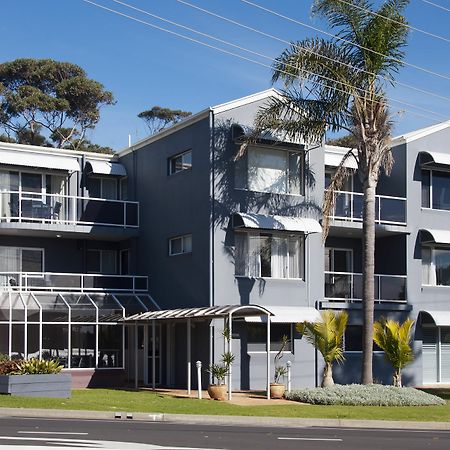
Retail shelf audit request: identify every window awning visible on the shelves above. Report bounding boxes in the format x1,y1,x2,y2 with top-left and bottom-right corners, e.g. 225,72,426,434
419,151,450,166
86,160,127,177
245,306,322,323
420,229,450,245
0,149,80,172
419,310,450,327
232,212,322,234
324,152,358,169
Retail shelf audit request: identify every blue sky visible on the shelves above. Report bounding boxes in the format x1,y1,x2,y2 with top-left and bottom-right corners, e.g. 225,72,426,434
2,0,449,150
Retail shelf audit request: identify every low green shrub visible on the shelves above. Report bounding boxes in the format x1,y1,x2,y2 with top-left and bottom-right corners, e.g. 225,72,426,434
13,358,63,375
285,384,446,406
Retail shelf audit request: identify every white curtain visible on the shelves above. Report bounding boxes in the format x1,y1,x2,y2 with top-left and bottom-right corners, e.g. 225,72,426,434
288,236,301,279
248,147,287,194
422,247,433,285
248,234,261,277
271,236,287,278
234,233,248,276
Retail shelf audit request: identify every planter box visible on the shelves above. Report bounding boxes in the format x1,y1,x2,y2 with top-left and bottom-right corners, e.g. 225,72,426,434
0,373,72,398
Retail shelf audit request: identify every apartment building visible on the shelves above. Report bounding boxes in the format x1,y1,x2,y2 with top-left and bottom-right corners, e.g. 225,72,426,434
2,89,449,390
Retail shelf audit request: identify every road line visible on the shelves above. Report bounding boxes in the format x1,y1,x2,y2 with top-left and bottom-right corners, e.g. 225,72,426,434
18,431,89,435
278,437,343,441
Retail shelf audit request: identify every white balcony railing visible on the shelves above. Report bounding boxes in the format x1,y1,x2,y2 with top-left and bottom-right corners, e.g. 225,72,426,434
0,190,139,228
324,271,407,302
0,272,148,293
328,190,406,226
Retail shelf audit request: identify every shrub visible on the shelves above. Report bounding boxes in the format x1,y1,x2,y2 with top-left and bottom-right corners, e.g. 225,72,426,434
0,353,9,363
0,359,22,375
285,384,446,406
13,358,63,375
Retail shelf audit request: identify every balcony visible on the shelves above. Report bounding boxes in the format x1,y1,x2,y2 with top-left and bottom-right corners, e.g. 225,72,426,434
0,191,139,239
0,272,148,294
324,271,406,303
328,191,406,226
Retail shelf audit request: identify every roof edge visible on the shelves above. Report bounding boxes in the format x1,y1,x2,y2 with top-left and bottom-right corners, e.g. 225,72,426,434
392,120,450,146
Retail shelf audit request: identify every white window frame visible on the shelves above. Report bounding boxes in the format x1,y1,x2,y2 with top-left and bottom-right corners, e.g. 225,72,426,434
0,245,45,273
234,230,305,280
421,167,450,212
169,150,192,175
238,145,305,196
169,234,192,256
87,176,118,200
325,247,354,273
422,245,450,287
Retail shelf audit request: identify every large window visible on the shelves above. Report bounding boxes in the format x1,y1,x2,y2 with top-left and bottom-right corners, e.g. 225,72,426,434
235,231,304,279
169,234,192,256
422,169,450,211
344,325,381,352
0,246,44,274
87,249,117,274
247,323,293,352
169,150,192,175
422,246,450,286
236,146,304,195
87,177,118,200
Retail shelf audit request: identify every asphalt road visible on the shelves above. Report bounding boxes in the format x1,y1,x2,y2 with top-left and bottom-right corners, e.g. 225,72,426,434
0,416,449,450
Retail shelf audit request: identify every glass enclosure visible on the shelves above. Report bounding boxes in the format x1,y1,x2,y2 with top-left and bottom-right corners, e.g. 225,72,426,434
0,292,151,369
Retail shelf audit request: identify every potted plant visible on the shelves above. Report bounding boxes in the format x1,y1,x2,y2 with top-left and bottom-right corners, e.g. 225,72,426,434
0,356,71,398
270,335,289,399
206,363,229,400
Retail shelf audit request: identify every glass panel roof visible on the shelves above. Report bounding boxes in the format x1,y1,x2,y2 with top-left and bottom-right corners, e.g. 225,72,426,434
88,293,124,322
62,294,96,322
10,293,25,321
0,292,9,321
33,293,69,322
113,294,148,317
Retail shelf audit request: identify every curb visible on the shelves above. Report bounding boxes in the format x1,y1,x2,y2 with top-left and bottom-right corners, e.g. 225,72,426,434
0,407,450,430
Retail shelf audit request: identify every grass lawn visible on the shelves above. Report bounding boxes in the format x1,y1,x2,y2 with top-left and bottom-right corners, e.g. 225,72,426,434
0,388,449,422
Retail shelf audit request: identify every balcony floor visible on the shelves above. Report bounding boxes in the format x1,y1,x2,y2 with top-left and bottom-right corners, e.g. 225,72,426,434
328,220,410,238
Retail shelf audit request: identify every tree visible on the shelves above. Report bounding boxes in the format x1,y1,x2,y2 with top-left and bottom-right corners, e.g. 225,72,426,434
373,317,414,387
138,106,191,134
297,310,348,387
0,58,114,149
253,0,409,384
326,134,357,148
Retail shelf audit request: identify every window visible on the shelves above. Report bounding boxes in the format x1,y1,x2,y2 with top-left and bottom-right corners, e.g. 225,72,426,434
87,249,117,274
169,234,192,256
344,325,381,352
422,169,450,211
87,177,118,200
0,246,44,273
235,231,304,279
169,150,192,175
236,146,304,195
422,246,450,286
247,323,293,352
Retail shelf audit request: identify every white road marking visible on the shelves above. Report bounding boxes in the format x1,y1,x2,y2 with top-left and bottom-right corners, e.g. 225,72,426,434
311,427,450,434
18,431,89,435
278,437,343,442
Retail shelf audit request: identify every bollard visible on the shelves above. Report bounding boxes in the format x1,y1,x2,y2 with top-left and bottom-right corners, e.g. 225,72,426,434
286,360,292,393
196,360,202,399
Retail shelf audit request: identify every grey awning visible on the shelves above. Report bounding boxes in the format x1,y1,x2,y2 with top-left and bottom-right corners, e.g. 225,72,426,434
86,160,127,177
0,149,80,172
245,305,322,323
419,151,450,166
324,151,358,169
124,304,272,321
419,310,450,327
233,212,322,234
420,229,450,245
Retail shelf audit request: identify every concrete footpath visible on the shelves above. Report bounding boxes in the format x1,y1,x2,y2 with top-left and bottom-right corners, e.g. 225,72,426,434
0,407,449,431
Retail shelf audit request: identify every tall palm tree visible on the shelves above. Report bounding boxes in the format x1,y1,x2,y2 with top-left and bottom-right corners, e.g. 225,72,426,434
253,0,409,384
373,317,414,387
297,310,348,387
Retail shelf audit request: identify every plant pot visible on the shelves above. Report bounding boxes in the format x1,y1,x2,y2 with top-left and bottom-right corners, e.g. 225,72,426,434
207,384,227,400
269,383,286,399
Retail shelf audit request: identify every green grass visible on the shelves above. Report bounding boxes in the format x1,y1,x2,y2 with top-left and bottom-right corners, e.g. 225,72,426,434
0,388,450,422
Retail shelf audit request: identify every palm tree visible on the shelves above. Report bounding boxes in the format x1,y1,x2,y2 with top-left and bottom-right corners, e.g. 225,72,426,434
297,310,348,387
253,0,410,384
373,317,414,387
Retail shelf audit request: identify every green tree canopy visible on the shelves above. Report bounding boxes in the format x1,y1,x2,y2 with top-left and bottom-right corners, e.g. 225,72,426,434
0,58,114,149
138,106,191,134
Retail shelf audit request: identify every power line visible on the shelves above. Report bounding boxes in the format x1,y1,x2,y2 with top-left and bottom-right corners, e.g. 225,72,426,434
104,0,448,120
239,0,450,82
335,0,450,44
177,0,450,104
421,0,450,13
81,0,447,123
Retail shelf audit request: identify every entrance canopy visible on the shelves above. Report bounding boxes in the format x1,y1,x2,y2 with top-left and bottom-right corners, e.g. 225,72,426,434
124,304,272,322
245,305,321,323
419,310,450,327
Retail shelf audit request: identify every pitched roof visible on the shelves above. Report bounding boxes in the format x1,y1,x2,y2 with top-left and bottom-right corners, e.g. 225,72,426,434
392,120,450,145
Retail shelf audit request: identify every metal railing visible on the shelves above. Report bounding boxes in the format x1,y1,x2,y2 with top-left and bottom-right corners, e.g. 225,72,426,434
0,190,139,228
0,272,148,293
327,190,406,226
324,271,407,302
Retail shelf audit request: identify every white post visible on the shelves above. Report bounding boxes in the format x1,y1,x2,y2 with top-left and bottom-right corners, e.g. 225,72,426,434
152,320,156,390
266,315,271,400
228,312,233,401
286,360,292,393
134,323,138,390
196,360,202,399
187,318,191,395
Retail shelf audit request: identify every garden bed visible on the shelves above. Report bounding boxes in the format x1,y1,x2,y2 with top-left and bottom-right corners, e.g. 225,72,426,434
0,373,72,398
285,384,446,406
